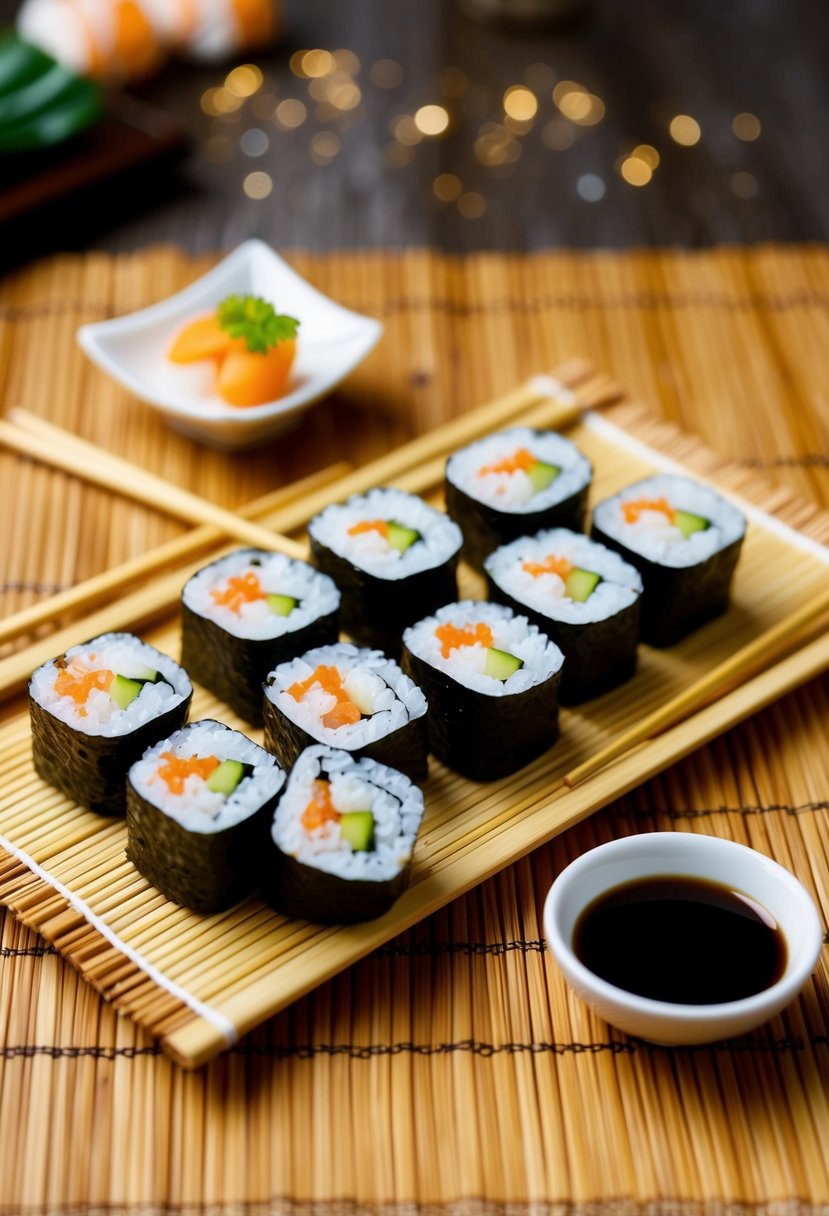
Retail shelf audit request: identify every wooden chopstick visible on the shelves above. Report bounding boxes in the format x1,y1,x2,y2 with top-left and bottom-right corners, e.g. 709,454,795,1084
0,462,350,646
0,412,306,558
563,588,829,787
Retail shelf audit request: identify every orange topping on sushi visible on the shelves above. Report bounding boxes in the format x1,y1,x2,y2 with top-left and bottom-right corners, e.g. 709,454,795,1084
287,666,362,730
434,621,494,659
157,753,220,795
210,570,264,613
479,448,536,476
54,663,115,715
621,497,675,525
347,519,390,538
301,779,341,833
522,554,573,580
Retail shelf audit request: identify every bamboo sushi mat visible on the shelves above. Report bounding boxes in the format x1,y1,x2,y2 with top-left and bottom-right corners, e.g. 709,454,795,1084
1,245,829,1214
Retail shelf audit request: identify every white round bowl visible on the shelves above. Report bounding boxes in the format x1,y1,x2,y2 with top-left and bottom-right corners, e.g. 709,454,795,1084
543,832,823,1045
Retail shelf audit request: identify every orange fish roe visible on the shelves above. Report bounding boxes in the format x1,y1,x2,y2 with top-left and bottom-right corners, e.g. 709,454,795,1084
479,447,536,476
434,621,493,659
54,663,114,717
157,752,220,796
522,554,573,580
347,519,390,538
301,779,341,833
210,570,265,613
287,665,362,730
622,497,676,526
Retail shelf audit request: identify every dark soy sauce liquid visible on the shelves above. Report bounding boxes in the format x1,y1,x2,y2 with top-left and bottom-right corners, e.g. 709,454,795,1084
573,875,787,1005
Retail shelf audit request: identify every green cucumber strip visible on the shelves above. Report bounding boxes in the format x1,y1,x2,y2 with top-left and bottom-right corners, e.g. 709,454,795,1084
386,521,420,553
339,811,375,851
266,593,298,616
565,568,602,602
0,79,101,151
0,35,54,98
674,509,710,538
0,63,82,127
484,646,524,681
527,460,560,494
206,759,246,796
109,674,143,710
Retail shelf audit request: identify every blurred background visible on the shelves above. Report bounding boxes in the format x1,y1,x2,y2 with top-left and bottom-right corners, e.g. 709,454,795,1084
0,0,827,260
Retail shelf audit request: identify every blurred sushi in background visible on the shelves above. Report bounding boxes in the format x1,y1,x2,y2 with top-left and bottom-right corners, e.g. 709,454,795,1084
445,427,593,571
181,548,340,726
266,744,424,923
591,474,746,647
485,528,642,703
263,642,429,782
127,718,286,913
308,488,462,658
29,631,192,815
402,600,564,781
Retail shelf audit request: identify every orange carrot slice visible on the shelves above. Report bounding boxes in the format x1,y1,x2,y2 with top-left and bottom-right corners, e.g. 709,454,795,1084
168,314,234,364
347,519,390,538
217,338,296,407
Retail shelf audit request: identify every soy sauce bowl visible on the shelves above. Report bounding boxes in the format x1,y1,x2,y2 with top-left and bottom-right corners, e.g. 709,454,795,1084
543,833,823,1046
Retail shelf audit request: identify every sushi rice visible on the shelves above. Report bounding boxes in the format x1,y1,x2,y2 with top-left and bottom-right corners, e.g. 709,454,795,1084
446,427,592,513
593,474,746,567
272,745,423,882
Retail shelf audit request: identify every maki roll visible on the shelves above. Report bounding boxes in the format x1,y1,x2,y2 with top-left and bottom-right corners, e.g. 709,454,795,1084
29,633,192,816
402,601,564,781
591,475,747,647
445,427,593,571
266,745,424,923
263,643,429,782
485,529,642,704
308,488,462,656
181,548,340,726
127,720,286,914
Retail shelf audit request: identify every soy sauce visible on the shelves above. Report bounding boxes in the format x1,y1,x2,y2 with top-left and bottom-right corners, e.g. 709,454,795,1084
573,875,787,1005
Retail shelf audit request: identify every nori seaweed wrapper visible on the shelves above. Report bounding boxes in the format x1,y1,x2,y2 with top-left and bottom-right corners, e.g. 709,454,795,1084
590,522,745,648
308,535,458,659
262,684,429,783
486,576,640,704
181,599,339,727
126,779,283,916
265,850,412,923
401,646,561,781
29,668,191,818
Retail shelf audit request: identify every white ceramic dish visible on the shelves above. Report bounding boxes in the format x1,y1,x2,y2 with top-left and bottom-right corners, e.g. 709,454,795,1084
543,832,822,1045
77,240,383,452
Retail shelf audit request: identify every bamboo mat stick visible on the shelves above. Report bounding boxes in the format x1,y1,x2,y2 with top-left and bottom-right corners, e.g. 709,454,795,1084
0,462,350,646
0,413,306,558
564,587,829,787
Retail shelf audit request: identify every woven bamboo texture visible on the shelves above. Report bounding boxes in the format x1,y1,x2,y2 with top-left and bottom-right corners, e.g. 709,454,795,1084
1,247,828,1212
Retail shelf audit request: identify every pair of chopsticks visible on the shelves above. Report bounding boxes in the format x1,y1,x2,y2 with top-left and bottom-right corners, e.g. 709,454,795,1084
2,377,827,790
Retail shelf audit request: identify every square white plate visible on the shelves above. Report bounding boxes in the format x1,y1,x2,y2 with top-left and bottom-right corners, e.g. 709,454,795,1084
77,240,383,451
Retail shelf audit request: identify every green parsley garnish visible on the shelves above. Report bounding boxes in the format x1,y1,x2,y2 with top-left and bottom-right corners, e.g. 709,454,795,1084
216,294,300,355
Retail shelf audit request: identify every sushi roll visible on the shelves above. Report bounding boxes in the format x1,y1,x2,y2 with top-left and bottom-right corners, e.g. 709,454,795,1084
484,529,643,704
445,427,593,571
181,548,340,726
402,601,564,781
266,745,424,923
29,633,192,816
126,719,286,914
308,488,462,656
591,475,747,647
263,643,429,782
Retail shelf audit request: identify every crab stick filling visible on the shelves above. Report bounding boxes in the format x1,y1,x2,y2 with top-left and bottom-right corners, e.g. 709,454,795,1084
156,752,220,795
434,621,494,659
288,666,362,729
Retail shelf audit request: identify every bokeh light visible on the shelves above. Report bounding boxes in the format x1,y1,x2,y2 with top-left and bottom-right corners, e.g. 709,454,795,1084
414,104,450,136
458,192,486,219
225,64,262,98
542,119,576,150
275,99,307,129
577,174,606,202
669,115,701,145
433,173,462,201
310,131,342,164
620,156,653,186
503,86,537,121
240,128,268,157
243,171,272,199
632,144,660,169
732,112,762,141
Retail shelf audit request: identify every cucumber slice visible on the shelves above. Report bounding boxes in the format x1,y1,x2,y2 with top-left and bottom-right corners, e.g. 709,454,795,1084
109,674,143,710
0,35,101,152
0,63,81,127
674,509,710,538
0,35,54,98
527,460,560,494
565,568,602,602
0,83,101,150
266,593,298,616
387,521,420,552
206,759,246,796
484,647,524,681
339,811,375,851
